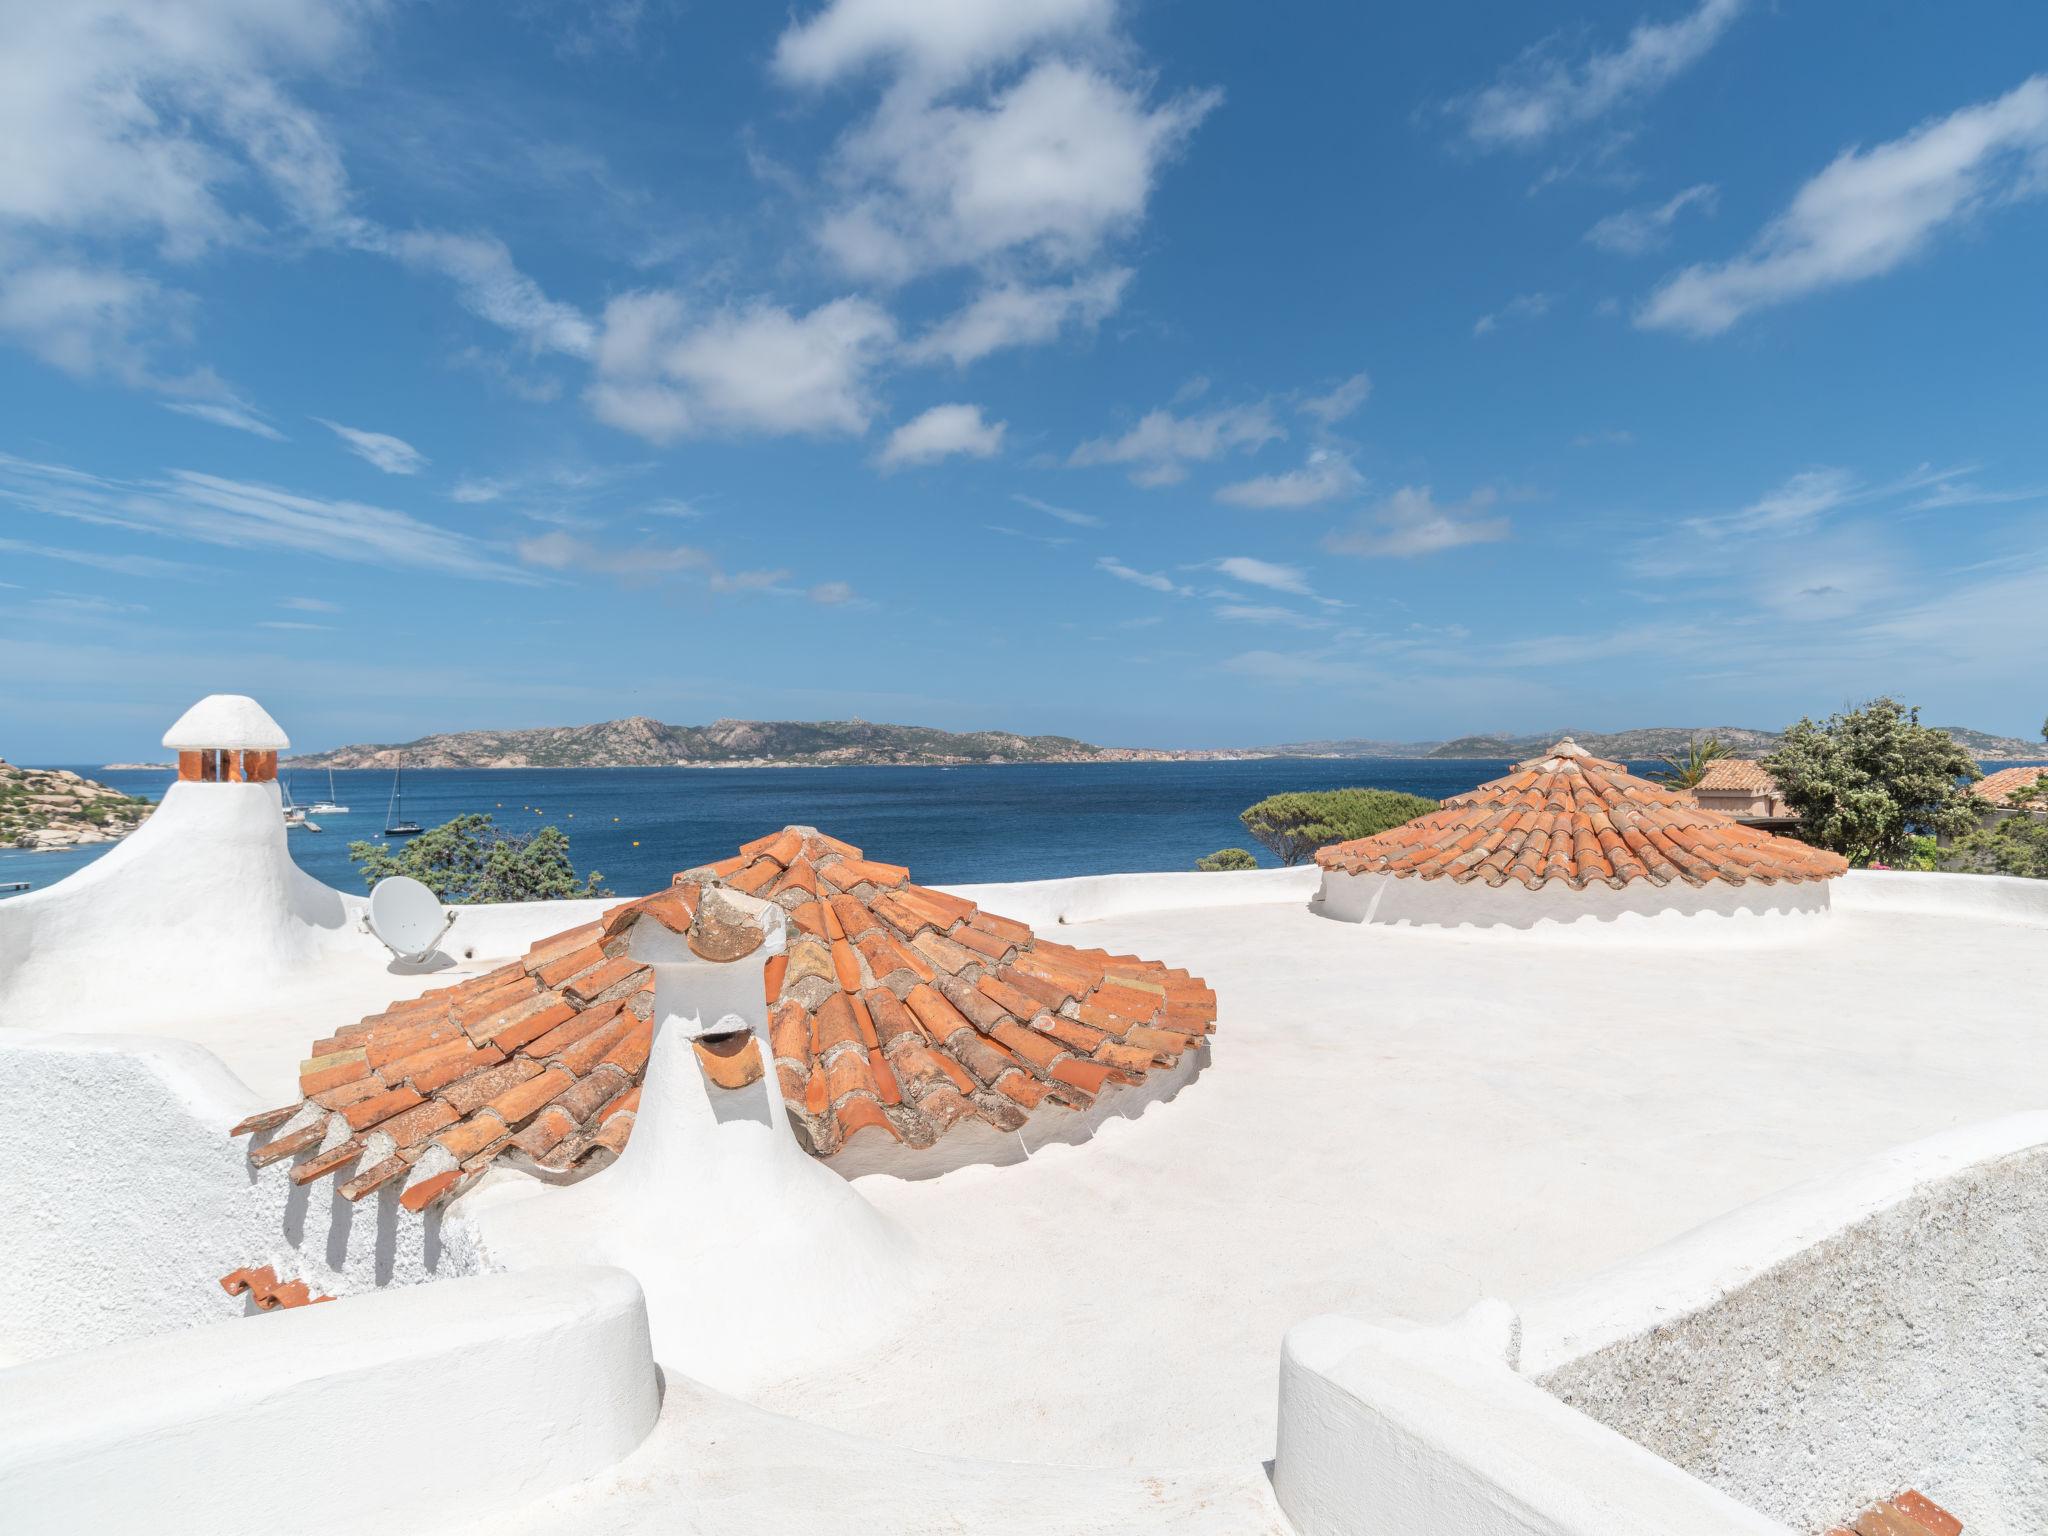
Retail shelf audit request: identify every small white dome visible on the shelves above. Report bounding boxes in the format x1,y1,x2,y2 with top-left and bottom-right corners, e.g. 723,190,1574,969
161,694,291,752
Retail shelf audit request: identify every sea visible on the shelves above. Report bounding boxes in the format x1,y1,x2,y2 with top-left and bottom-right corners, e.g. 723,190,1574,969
7,757,2041,899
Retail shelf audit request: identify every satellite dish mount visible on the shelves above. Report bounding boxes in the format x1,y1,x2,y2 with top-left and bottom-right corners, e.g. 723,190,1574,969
362,875,458,964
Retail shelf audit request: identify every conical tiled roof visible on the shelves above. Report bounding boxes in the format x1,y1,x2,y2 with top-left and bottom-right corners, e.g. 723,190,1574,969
1315,739,1848,891
234,827,1216,1210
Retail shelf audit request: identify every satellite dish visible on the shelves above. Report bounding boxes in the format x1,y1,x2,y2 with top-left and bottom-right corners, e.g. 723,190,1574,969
365,875,457,963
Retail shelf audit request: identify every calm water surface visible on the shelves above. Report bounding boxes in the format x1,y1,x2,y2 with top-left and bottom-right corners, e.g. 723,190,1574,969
10,757,2039,898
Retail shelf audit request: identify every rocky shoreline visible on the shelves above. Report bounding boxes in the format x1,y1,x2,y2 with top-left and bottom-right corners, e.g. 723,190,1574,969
1,760,155,851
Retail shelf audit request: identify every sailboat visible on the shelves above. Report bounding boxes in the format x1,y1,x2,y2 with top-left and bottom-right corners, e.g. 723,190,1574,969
384,768,424,836
306,769,350,816
281,777,323,834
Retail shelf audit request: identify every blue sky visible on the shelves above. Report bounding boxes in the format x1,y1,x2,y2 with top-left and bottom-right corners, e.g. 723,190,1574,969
4,0,2046,760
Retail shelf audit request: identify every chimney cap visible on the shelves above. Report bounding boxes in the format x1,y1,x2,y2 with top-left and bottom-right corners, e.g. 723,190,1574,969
161,694,290,752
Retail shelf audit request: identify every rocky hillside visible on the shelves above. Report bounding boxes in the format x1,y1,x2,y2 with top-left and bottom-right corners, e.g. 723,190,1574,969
1,760,154,850
1420,725,2044,761
288,716,1228,769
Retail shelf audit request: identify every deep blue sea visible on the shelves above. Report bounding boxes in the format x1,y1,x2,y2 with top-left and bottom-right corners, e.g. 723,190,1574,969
7,757,2041,899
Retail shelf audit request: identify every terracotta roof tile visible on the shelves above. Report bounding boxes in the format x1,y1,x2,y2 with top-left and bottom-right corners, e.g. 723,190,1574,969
221,1265,333,1311
236,824,1217,1201
1693,757,1779,793
1970,764,2048,808
1317,739,1849,890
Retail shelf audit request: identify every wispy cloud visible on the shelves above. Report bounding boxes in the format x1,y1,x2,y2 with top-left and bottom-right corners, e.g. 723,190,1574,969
1216,448,1361,509
1209,556,1318,597
877,403,1006,469
1299,371,1372,425
317,419,429,475
1214,604,1335,630
1096,555,1192,595
1473,293,1551,337
1071,401,1282,487
1640,75,2048,335
0,535,205,580
1585,183,1717,254
163,399,287,441
1453,0,1746,149
516,529,710,581
0,452,537,583
905,269,1129,366
1012,493,1101,528
1325,486,1510,558
280,596,341,612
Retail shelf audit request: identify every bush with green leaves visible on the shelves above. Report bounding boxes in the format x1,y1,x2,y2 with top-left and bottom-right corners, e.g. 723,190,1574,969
1195,846,1259,871
1939,812,2048,880
349,813,610,904
1238,787,1439,866
1761,698,1980,867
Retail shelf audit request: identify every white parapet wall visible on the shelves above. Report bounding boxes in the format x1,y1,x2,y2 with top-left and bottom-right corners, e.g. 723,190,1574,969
1273,1303,1791,1536
1312,866,1831,935
1274,1114,2048,1536
941,863,1318,928
0,1028,482,1363
1829,867,2048,927
0,1265,662,1536
1521,1113,2048,1536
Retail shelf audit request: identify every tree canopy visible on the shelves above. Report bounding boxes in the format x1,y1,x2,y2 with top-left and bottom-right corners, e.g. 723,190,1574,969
1195,846,1259,871
349,813,610,904
1238,787,1439,866
1760,698,1980,866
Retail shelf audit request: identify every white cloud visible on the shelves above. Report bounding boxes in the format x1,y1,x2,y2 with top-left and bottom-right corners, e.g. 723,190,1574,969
816,61,1217,282
163,398,285,440
0,0,370,255
809,579,858,605
773,0,1114,90
1639,75,2048,335
381,230,596,357
1585,183,1718,254
1455,0,1745,149
1299,371,1372,424
1070,401,1282,487
710,567,794,593
1325,486,1510,559
317,418,428,475
1211,556,1315,596
1214,604,1333,630
257,619,330,631
588,292,897,441
0,451,536,582
1012,492,1100,527
878,402,1005,468
1095,555,1190,595
516,529,710,580
1473,292,1551,337
280,595,341,612
1216,448,1361,509
0,535,205,580
1698,467,1860,537
0,261,186,386
905,267,1128,365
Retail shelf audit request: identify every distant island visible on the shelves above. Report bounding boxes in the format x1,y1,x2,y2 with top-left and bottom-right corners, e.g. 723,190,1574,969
2,759,154,851
284,715,2048,770
286,716,1267,770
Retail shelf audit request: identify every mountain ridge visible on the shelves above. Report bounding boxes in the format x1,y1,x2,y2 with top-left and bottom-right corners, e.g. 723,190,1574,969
284,716,2048,769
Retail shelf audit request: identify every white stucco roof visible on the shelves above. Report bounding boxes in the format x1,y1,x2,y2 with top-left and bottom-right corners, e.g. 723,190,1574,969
160,694,290,752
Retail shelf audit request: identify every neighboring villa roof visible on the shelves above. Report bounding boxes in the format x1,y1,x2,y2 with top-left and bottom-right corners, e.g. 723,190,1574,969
1693,757,1779,794
162,693,290,751
1970,764,2048,808
1316,739,1848,890
234,826,1216,1209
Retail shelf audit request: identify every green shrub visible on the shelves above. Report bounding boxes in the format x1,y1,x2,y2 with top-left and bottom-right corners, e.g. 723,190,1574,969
1762,697,1979,866
1939,816,2048,880
1239,787,1439,866
349,813,610,904
1195,847,1259,871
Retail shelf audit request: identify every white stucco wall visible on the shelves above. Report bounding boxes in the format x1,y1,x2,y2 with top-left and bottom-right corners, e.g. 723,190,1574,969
1273,1303,1790,1536
1524,1114,2048,1536
0,1029,481,1363
1313,867,1832,936
1831,867,2048,928
940,864,1318,928
0,1265,660,1536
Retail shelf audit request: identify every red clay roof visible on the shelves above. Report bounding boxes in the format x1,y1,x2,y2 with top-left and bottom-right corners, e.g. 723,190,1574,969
1826,1488,1961,1536
1316,739,1848,890
1970,764,2048,808
1693,757,1779,794
233,826,1216,1208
